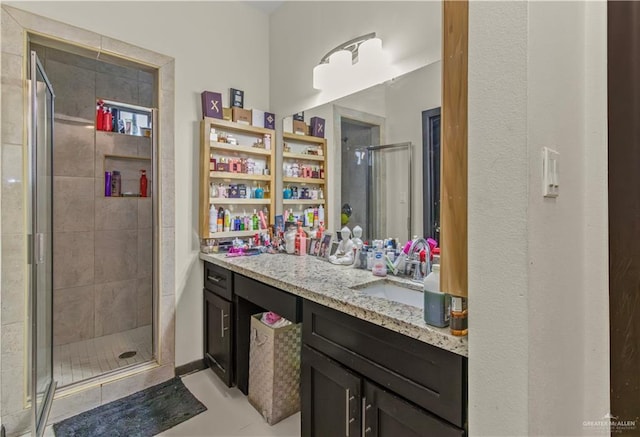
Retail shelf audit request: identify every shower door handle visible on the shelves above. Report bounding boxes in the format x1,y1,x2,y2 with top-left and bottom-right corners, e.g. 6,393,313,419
32,233,45,265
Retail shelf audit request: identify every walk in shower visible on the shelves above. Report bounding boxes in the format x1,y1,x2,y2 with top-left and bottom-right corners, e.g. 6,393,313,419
29,39,158,388
341,119,412,242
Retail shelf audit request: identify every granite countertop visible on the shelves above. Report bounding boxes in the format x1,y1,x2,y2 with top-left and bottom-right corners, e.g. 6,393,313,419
200,252,468,357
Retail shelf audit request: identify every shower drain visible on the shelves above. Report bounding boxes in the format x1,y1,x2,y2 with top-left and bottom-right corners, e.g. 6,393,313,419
118,351,137,359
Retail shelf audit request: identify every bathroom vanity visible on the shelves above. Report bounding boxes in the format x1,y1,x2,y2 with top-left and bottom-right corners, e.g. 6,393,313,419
200,253,467,436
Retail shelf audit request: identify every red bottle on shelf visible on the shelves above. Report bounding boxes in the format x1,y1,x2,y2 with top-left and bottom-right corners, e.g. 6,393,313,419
104,108,113,132
96,100,105,131
140,170,148,197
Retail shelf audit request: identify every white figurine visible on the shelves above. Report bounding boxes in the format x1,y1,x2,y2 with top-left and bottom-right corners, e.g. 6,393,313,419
329,226,355,265
352,225,363,249
351,225,364,268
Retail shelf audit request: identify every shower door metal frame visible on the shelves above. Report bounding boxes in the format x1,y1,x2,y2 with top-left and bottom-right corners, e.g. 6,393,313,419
29,50,57,437
365,142,413,242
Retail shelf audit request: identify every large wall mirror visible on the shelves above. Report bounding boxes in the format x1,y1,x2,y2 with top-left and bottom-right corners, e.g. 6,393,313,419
288,61,442,243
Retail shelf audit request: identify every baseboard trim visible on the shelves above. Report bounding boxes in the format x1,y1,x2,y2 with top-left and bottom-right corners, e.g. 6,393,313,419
175,359,206,377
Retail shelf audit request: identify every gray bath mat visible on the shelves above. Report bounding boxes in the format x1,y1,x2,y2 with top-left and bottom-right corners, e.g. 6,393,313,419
53,377,206,437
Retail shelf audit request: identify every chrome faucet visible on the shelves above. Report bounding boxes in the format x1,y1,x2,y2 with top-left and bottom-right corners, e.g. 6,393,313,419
405,237,431,283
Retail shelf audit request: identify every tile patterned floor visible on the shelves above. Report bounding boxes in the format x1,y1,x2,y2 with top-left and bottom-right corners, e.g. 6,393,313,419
54,325,153,387
40,369,301,437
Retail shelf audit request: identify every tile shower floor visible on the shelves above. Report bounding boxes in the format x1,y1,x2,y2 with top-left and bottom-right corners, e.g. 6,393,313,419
54,325,153,386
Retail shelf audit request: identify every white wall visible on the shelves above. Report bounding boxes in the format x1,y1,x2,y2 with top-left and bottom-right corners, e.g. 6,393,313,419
468,2,530,434
269,1,441,117
9,1,271,366
468,1,609,435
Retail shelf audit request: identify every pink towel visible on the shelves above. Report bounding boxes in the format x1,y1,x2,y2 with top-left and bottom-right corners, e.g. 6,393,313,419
261,312,282,325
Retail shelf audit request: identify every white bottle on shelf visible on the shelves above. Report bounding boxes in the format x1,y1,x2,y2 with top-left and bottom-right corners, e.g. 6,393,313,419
209,204,217,234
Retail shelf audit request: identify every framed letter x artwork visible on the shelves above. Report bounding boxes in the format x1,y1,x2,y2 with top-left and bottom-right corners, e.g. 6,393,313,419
201,91,223,119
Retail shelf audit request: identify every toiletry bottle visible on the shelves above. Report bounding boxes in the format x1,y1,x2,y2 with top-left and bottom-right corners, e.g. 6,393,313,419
255,185,264,199
140,170,148,197
423,261,451,327
104,172,112,197
209,204,217,234
111,171,121,197
300,231,307,256
252,210,259,231
111,108,119,132
217,207,224,232
450,297,468,336
372,241,387,277
224,209,231,232
318,205,325,223
104,108,113,132
96,101,104,131
264,133,271,150
294,223,302,255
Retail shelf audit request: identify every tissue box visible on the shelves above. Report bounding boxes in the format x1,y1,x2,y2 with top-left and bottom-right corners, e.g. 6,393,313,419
310,117,325,138
232,107,251,125
230,88,244,108
252,109,265,128
201,91,223,119
293,120,306,135
264,112,275,129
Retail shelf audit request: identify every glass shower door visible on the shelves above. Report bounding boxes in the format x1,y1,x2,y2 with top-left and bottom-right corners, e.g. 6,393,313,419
29,50,56,437
366,143,413,242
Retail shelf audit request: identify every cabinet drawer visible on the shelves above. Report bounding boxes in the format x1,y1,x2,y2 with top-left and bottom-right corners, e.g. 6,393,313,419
204,262,232,300
234,274,301,322
303,300,466,428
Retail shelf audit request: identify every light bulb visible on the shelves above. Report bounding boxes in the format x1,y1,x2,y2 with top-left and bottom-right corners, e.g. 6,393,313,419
357,38,383,66
313,63,330,90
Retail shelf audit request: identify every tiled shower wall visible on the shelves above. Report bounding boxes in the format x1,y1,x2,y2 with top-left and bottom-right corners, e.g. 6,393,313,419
31,44,156,346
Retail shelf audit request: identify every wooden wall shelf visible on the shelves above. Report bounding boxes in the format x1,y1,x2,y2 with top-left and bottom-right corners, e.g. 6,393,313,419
200,118,276,238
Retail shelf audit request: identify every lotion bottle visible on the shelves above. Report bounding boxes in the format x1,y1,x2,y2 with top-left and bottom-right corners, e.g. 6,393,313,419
209,204,217,234
372,241,387,277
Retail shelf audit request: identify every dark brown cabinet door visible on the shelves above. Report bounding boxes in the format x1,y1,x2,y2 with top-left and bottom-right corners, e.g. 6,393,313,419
203,289,233,386
363,382,464,437
302,345,361,437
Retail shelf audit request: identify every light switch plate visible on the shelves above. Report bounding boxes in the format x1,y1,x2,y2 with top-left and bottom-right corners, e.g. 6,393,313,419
542,147,559,198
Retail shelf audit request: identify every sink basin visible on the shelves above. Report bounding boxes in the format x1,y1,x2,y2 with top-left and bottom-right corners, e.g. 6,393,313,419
352,280,423,309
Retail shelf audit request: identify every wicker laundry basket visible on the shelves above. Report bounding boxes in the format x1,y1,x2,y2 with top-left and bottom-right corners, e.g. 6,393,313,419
248,313,302,425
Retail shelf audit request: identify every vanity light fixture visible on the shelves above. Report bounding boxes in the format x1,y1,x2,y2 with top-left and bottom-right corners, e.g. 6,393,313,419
313,32,390,90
